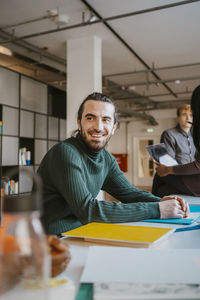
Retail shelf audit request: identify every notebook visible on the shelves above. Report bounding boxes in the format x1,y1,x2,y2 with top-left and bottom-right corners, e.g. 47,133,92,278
146,143,178,166
62,222,174,248
143,215,200,225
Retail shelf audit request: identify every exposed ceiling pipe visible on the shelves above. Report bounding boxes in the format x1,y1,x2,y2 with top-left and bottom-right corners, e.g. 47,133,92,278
104,62,200,78
0,29,66,66
0,13,58,30
116,91,192,100
133,99,190,111
125,75,200,87
118,107,158,126
1,0,199,44
0,0,198,94
80,0,179,98
104,78,155,106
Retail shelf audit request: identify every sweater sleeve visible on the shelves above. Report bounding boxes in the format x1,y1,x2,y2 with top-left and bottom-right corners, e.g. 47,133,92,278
173,160,200,175
50,144,160,225
102,153,161,203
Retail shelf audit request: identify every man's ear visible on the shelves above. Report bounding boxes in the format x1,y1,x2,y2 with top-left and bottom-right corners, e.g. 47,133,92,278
112,123,118,135
77,119,81,131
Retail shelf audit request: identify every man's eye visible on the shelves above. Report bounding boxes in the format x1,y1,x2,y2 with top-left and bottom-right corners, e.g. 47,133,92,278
103,118,111,123
87,116,93,120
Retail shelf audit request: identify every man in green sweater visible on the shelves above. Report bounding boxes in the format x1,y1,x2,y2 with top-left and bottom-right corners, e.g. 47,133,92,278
38,92,189,235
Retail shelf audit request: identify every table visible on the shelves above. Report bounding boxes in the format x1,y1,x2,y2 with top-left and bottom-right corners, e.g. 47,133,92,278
60,197,200,298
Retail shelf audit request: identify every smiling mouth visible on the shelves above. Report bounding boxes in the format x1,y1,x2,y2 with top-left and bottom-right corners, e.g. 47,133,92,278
92,134,103,137
89,131,106,138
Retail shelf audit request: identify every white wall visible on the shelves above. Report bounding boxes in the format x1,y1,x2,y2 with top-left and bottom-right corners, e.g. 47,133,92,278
108,109,177,187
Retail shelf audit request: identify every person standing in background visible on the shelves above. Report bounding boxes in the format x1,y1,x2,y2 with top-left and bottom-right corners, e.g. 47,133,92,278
152,104,196,197
161,104,195,164
154,85,200,197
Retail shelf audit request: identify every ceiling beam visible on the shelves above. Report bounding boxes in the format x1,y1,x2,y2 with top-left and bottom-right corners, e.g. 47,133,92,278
0,29,66,67
1,0,199,43
117,107,158,126
0,0,199,98
81,0,179,98
104,62,200,78
125,75,200,87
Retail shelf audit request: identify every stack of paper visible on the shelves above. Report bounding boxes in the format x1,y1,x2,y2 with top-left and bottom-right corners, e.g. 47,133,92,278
80,246,200,300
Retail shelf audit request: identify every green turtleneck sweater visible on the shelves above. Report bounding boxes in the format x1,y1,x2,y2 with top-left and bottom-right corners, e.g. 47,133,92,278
38,135,161,235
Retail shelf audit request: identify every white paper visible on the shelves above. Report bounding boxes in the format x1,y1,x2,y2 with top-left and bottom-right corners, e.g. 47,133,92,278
146,143,178,166
94,282,200,299
177,195,200,206
159,154,178,166
81,246,200,284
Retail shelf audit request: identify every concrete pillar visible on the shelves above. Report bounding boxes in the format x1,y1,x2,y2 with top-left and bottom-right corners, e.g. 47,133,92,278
66,36,102,137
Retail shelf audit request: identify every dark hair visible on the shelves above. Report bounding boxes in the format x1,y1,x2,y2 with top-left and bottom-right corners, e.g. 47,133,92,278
77,92,118,124
191,85,200,153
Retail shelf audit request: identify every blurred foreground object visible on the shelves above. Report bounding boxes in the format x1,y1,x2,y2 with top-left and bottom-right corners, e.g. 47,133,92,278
0,169,50,300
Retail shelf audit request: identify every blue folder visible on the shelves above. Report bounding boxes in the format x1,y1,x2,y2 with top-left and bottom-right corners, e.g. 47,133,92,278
189,205,200,213
143,215,200,225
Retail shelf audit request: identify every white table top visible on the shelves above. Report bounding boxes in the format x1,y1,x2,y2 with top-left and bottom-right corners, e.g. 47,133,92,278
56,197,200,298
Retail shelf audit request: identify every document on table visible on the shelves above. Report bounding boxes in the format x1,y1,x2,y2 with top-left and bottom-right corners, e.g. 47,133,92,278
81,246,200,284
93,282,200,299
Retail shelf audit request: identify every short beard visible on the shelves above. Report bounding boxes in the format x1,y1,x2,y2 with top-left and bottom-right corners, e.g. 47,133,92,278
79,128,112,151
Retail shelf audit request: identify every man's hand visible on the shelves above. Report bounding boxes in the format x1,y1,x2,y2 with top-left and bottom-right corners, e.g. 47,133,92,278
154,161,174,177
159,195,190,219
47,235,71,277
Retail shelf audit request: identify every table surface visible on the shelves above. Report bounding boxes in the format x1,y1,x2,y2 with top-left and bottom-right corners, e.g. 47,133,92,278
61,196,200,297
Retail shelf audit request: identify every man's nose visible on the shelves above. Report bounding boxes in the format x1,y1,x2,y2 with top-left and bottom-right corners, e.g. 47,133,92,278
94,119,104,131
186,114,192,120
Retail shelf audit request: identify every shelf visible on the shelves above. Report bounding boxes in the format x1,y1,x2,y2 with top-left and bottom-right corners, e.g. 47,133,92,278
20,110,34,138
19,137,34,166
0,67,66,195
48,86,66,119
0,67,19,107
2,106,19,136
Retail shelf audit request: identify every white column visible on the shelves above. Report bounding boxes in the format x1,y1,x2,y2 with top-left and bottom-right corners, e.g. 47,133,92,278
66,36,102,137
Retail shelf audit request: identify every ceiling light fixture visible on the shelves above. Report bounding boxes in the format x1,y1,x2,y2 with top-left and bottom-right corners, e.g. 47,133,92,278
175,79,181,84
0,46,13,56
128,85,136,91
88,13,98,23
47,9,69,26
56,14,69,26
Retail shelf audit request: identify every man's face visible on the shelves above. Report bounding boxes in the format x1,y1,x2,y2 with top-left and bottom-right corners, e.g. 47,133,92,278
177,109,193,132
77,100,117,151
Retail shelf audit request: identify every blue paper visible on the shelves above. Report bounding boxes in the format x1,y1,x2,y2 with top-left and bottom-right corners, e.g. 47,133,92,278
175,224,200,232
189,205,200,213
143,216,200,225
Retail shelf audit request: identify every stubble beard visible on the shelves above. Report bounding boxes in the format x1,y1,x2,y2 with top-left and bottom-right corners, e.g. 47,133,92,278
79,128,112,151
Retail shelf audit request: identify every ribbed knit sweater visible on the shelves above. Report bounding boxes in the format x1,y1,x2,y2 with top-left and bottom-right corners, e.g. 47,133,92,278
38,135,161,235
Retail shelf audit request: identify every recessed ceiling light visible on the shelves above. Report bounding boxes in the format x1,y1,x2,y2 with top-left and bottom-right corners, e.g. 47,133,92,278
175,79,181,84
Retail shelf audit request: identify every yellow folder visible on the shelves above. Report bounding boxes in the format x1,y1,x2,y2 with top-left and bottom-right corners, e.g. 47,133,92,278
62,222,174,248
